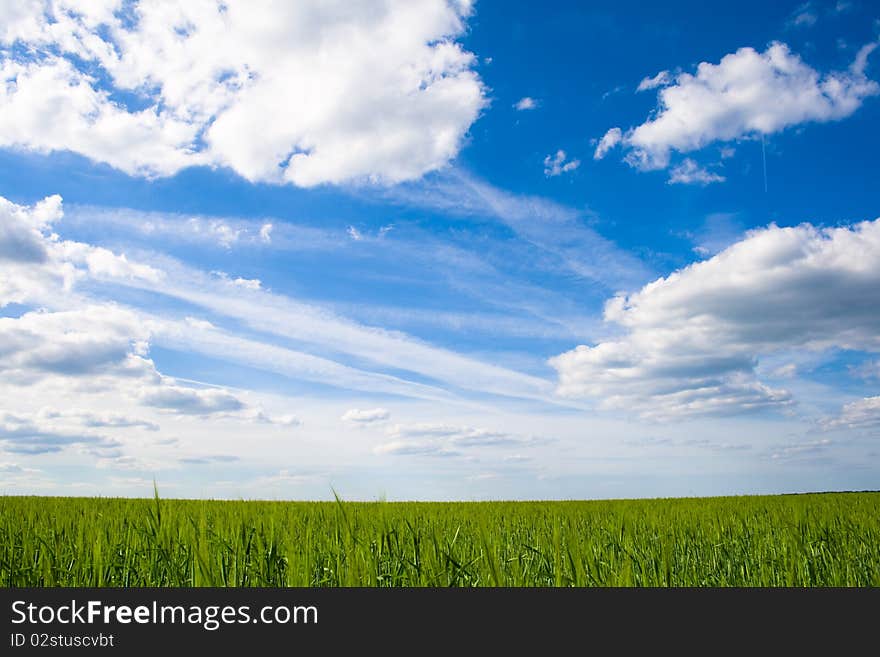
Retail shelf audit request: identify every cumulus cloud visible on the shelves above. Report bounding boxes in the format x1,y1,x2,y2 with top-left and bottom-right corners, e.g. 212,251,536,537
0,302,262,420
0,196,298,425
597,42,879,172
0,194,162,308
821,397,880,430
667,158,725,185
543,150,580,177
0,0,485,187
0,308,287,426
0,194,72,305
342,408,391,424
0,194,57,263
0,306,150,380
514,96,538,110
551,218,880,418
137,383,246,415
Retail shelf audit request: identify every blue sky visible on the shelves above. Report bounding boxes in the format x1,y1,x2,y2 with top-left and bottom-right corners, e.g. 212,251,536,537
1,0,879,500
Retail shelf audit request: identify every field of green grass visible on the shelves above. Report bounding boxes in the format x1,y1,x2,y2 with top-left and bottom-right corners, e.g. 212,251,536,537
1,492,878,586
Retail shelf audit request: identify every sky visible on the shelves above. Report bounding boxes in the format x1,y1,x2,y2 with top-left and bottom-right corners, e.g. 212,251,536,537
1,0,879,501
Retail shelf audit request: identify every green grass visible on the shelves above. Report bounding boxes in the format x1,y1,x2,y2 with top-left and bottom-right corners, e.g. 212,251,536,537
1,491,878,586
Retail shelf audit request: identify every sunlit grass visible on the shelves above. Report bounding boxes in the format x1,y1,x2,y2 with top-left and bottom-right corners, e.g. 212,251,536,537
1,491,877,586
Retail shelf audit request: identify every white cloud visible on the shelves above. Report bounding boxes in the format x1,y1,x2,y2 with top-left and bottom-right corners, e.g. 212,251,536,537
667,158,725,185
247,469,325,489
40,408,159,431
0,193,58,263
66,206,312,251
185,316,215,331
0,462,41,474
0,196,311,426
0,306,150,380
0,57,205,178
0,0,486,187
636,70,671,92
137,383,246,415
232,276,261,290
514,96,538,110
342,408,391,424
599,42,879,172
375,421,546,456
543,150,580,177
787,2,818,29
373,440,456,456
0,410,122,455
0,303,281,424
0,194,162,309
770,363,798,379
850,359,880,380
138,254,555,403
593,127,622,160
601,85,624,101
853,43,878,77
551,218,880,418
179,454,240,465
64,242,164,283
0,194,74,306
247,410,301,427
0,192,567,407
768,439,832,461
822,397,880,430
94,454,168,471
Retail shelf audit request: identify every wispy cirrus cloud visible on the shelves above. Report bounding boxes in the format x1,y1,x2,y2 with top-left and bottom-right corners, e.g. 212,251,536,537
64,205,340,253
374,422,549,457
2,193,560,406
381,170,652,291
636,70,672,92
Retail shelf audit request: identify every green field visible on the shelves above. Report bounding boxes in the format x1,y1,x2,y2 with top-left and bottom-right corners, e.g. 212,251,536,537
1,492,878,586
